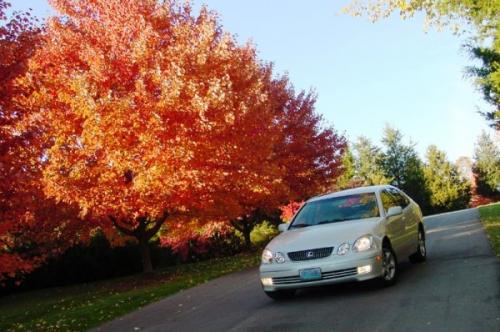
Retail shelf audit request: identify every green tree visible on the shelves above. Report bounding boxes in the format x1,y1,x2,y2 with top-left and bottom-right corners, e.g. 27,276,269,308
424,145,471,213
379,126,431,213
468,42,500,129
345,0,500,129
353,136,391,185
473,131,500,196
335,147,356,189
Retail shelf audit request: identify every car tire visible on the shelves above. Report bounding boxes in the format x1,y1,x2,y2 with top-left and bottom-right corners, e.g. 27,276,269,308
264,289,296,300
410,226,426,263
378,244,398,287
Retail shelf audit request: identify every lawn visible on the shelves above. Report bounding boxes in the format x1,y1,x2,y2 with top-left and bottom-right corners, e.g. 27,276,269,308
478,202,500,256
0,252,260,331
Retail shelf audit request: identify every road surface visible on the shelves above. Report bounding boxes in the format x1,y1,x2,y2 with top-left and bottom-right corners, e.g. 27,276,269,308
97,208,499,332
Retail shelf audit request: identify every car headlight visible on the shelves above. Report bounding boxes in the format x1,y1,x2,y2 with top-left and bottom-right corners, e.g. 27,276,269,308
274,252,286,264
352,235,375,252
337,242,350,255
262,249,273,264
261,249,286,264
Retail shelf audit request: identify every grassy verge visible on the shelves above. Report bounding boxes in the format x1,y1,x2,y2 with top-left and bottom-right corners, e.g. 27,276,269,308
0,252,260,331
478,202,500,256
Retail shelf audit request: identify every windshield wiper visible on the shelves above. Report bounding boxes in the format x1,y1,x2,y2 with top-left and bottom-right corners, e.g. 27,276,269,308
290,223,311,228
318,218,345,225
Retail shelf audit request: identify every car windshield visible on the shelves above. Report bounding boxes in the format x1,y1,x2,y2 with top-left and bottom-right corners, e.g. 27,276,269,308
290,193,380,228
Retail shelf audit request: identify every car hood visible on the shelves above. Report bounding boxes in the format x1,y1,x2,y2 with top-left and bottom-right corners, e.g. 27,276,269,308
267,218,381,252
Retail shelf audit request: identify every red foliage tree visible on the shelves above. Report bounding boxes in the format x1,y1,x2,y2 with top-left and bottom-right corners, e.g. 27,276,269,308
227,75,346,248
160,220,239,261
280,201,304,223
18,0,286,272
0,1,97,282
274,85,346,200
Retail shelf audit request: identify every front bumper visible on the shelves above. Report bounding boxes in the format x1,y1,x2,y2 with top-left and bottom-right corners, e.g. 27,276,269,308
259,251,383,291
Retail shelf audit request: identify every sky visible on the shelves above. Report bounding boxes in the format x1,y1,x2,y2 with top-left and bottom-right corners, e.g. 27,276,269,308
10,0,497,161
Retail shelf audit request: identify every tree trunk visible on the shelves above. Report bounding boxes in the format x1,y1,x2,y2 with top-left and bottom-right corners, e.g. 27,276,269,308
110,213,168,274
139,236,153,274
242,227,252,250
230,216,256,251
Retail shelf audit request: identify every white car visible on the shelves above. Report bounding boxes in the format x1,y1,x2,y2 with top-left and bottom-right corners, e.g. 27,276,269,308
260,185,426,300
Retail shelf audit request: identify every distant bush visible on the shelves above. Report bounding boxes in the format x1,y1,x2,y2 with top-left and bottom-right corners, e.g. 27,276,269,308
160,221,244,262
250,221,279,247
0,234,176,296
1,221,249,295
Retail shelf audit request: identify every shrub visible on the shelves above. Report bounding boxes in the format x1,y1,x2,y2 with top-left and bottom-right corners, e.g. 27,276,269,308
250,221,279,247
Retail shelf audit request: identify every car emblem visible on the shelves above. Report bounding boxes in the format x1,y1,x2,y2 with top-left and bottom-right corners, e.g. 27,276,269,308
306,251,314,258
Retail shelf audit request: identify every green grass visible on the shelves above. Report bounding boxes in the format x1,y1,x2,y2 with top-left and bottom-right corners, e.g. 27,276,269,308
478,202,500,256
0,252,260,331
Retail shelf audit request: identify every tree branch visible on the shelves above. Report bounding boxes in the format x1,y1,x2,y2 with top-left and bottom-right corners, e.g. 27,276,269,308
145,211,169,239
109,215,136,237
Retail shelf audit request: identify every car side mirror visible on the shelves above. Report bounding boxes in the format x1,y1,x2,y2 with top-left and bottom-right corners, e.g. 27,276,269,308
278,223,289,232
387,206,403,217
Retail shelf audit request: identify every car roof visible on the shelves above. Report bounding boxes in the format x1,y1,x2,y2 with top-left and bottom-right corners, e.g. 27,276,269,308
307,185,395,203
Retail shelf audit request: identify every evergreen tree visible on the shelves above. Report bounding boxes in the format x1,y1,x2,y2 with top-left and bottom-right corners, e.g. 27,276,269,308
424,145,471,213
473,131,500,196
379,126,431,213
353,136,390,186
335,147,356,189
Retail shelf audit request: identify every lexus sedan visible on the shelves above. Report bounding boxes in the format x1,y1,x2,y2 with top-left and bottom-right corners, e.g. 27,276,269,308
260,185,426,300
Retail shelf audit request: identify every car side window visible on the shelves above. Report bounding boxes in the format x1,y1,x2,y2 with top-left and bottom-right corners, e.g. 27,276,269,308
380,190,398,214
389,188,409,208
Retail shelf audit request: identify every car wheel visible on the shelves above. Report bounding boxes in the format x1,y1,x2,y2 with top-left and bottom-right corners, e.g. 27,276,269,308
379,244,398,287
264,289,296,300
410,226,426,263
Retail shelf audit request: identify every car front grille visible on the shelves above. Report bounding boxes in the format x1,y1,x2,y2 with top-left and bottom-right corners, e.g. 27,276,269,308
272,268,357,285
287,247,334,261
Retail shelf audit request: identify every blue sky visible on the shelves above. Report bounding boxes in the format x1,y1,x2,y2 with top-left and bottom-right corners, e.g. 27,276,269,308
11,0,496,161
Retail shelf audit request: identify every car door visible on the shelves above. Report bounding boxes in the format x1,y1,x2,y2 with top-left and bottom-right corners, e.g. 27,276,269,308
389,188,418,256
380,190,406,255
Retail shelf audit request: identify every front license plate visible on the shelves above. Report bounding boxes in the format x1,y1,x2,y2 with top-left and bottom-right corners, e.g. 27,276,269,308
299,268,322,281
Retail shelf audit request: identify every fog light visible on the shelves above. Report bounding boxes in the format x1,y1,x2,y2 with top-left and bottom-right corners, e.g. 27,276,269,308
261,277,273,286
357,265,372,274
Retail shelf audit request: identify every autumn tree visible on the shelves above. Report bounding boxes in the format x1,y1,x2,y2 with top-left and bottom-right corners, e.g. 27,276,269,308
160,220,240,261
423,145,471,213
279,201,304,223
227,77,346,249
345,0,500,129
0,1,97,282
0,0,46,280
473,131,500,196
19,0,289,273
274,87,346,200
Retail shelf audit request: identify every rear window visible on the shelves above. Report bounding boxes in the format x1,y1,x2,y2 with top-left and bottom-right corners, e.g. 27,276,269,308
290,193,379,228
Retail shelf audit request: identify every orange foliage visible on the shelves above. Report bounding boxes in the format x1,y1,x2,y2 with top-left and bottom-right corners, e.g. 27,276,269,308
280,201,305,222
0,0,96,282
224,75,346,248
15,0,294,271
274,82,346,200
2,0,346,276
21,0,281,219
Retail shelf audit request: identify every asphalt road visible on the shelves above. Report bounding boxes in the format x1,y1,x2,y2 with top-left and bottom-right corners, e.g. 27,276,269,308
98,208,500,332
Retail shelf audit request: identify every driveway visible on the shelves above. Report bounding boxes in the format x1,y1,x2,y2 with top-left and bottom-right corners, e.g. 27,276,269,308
97,208,500,332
